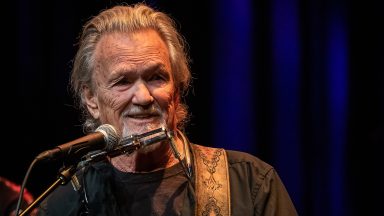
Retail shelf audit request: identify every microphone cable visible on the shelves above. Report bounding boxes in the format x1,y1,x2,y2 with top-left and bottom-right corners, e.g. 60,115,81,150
168,129,193,184
15,157,39,216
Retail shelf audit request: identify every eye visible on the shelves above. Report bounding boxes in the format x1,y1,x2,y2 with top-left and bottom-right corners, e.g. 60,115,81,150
110,76,133,88
116,78,133,85
149,74,166,81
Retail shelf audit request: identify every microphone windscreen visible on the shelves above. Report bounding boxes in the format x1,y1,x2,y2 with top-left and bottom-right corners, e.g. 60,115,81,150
95,124,119,151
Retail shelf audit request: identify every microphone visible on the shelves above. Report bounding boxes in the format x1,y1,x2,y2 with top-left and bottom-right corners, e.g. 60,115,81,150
35,124,118,162
78,127,171,166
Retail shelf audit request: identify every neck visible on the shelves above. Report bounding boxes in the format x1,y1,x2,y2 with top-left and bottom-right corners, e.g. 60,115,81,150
110,135,184,173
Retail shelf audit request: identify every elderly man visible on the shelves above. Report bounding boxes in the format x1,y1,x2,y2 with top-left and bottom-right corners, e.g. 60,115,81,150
37,3,297,216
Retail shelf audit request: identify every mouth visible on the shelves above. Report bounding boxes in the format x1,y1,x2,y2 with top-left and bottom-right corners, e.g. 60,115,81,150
122,105,163,125
126,113,160,121
129,115,156,119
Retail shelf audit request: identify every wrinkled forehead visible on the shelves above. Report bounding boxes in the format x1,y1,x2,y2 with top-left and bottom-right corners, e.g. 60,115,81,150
95,30,169,62
92,30,173,78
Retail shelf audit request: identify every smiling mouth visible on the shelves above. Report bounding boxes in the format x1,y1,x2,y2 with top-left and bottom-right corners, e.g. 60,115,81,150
129,115,155,119
126,113,160,119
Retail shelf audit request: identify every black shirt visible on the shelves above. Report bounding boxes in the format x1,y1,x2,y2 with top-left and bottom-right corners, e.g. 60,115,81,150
37,148,297,216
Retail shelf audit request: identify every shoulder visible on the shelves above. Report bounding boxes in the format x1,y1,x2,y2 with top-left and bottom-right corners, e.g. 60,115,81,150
223,149,276,189
225,149,273,173
223,149,298,215
192,144,274,177
223,149,278,193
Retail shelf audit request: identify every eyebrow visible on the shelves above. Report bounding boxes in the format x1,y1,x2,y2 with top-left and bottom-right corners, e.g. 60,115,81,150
108,62,170,83
142,63,167,74
115,62,167,74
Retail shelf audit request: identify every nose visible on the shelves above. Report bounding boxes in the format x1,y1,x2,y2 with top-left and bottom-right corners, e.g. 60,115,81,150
132,80,154,106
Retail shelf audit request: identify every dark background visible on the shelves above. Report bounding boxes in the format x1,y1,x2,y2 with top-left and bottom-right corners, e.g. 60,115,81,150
1,0,383,215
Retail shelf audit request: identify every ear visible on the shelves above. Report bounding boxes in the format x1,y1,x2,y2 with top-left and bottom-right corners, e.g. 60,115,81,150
83,86,100,119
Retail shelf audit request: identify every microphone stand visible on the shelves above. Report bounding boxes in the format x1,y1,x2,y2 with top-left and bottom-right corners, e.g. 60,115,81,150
18,165,77,216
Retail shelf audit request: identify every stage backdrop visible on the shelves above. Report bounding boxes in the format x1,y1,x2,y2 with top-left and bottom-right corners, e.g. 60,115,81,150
2,0,383,216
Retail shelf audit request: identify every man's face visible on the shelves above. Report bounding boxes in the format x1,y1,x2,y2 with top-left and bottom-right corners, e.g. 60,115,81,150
84,29,177,139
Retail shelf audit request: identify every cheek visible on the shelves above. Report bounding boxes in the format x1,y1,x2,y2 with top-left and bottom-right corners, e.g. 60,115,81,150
152,87,174,111
98,91,130,119
153,87,179,128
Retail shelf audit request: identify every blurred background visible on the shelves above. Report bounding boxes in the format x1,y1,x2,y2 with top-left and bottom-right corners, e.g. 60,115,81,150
1,0,383,215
